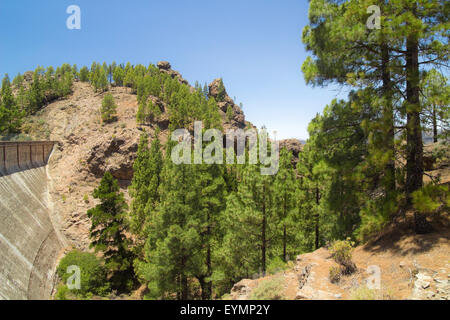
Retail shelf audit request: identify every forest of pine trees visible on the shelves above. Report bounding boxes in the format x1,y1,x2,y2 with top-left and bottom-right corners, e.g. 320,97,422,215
302,0,449,237
0,64,74,137
1,0,448,300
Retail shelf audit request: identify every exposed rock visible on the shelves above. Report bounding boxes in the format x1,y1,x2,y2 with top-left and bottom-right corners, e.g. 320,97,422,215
208,78,246,130
279,139,303,161
295,285,335,300
295,286,315,300
157,61,171,70
157,61,189,85
209,78,234,104
147,96,170,130
410,271,450,300
230,279,253,300
23,71,34,82
86,134,138,181
229,228,450,300
21,69,255,252
297,264,312,289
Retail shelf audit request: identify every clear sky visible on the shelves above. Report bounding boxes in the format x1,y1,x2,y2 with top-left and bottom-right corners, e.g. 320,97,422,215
0,0,346,140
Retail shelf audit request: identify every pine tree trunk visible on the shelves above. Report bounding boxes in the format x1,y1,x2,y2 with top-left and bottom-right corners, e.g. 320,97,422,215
176,276,181,300
433,105,438,143
261,183,267,275
315,187,320,250
381,44,396,194
181,274,188,300
205,214,212,299
405,23,429,234
283,224,287,262
206,245,212,298
283,194,287,262
199,277,209,300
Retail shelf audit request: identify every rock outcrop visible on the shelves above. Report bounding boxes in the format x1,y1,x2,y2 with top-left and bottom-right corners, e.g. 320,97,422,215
410,270,450,300
279,139,303,163
227,228,450,300
86,134,139,181
230,279,254,300
208,78,246,130
157,61,189,85
21,64,254,250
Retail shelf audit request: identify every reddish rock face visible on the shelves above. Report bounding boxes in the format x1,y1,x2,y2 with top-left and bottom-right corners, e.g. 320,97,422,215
86,135,139,181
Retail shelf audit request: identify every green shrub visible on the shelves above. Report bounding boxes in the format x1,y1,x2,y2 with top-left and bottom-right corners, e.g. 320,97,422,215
267,257,288,275
54,283,71,300
350,286,394,300
250,277,285,300
216,79,226,102
221,293,232,300
350,286,376,300
432,141,450,168
226,106,233,122
101,94,117,123
56,250,110,298
412,184,448,214
329,239,356,275
329,266,341,284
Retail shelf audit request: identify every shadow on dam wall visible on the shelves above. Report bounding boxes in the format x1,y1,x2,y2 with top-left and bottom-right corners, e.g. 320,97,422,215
0,141,64,300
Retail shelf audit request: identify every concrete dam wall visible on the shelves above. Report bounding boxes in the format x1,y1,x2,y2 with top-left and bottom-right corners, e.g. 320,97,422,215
0,141,54,176
0,141,64,300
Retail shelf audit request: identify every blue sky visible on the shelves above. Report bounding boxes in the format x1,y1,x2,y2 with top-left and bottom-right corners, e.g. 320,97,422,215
0,0,346,140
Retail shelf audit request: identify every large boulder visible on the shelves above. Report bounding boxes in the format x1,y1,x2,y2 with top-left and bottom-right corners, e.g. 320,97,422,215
157,61,189,85
157,61,171,70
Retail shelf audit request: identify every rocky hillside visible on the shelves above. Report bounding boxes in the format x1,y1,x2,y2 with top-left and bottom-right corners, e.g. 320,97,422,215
22,62,302,250
228,220,450,300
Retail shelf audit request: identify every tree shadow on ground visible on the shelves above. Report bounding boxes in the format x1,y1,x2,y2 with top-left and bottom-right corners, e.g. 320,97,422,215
362,214,450,256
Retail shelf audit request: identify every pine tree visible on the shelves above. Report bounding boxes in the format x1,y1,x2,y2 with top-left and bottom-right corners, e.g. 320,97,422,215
303,98,372,241
420,69,449,143
101,93,117,123
128,132,163,249
296,142,326,250
113,66,125,87
0,74,22,134
72,64,78,80
97,68,108,92
216,79,226,102
124,63,135,91
196,161,227,299
302,0,448,234
27,67,45,113
136,102,149,125
220,163,276,277
273,148,297,262
226,105,233,123
142,153,202,299
109,61,117,84
302,0,398,203
79,66,90,82
87,172,134,292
